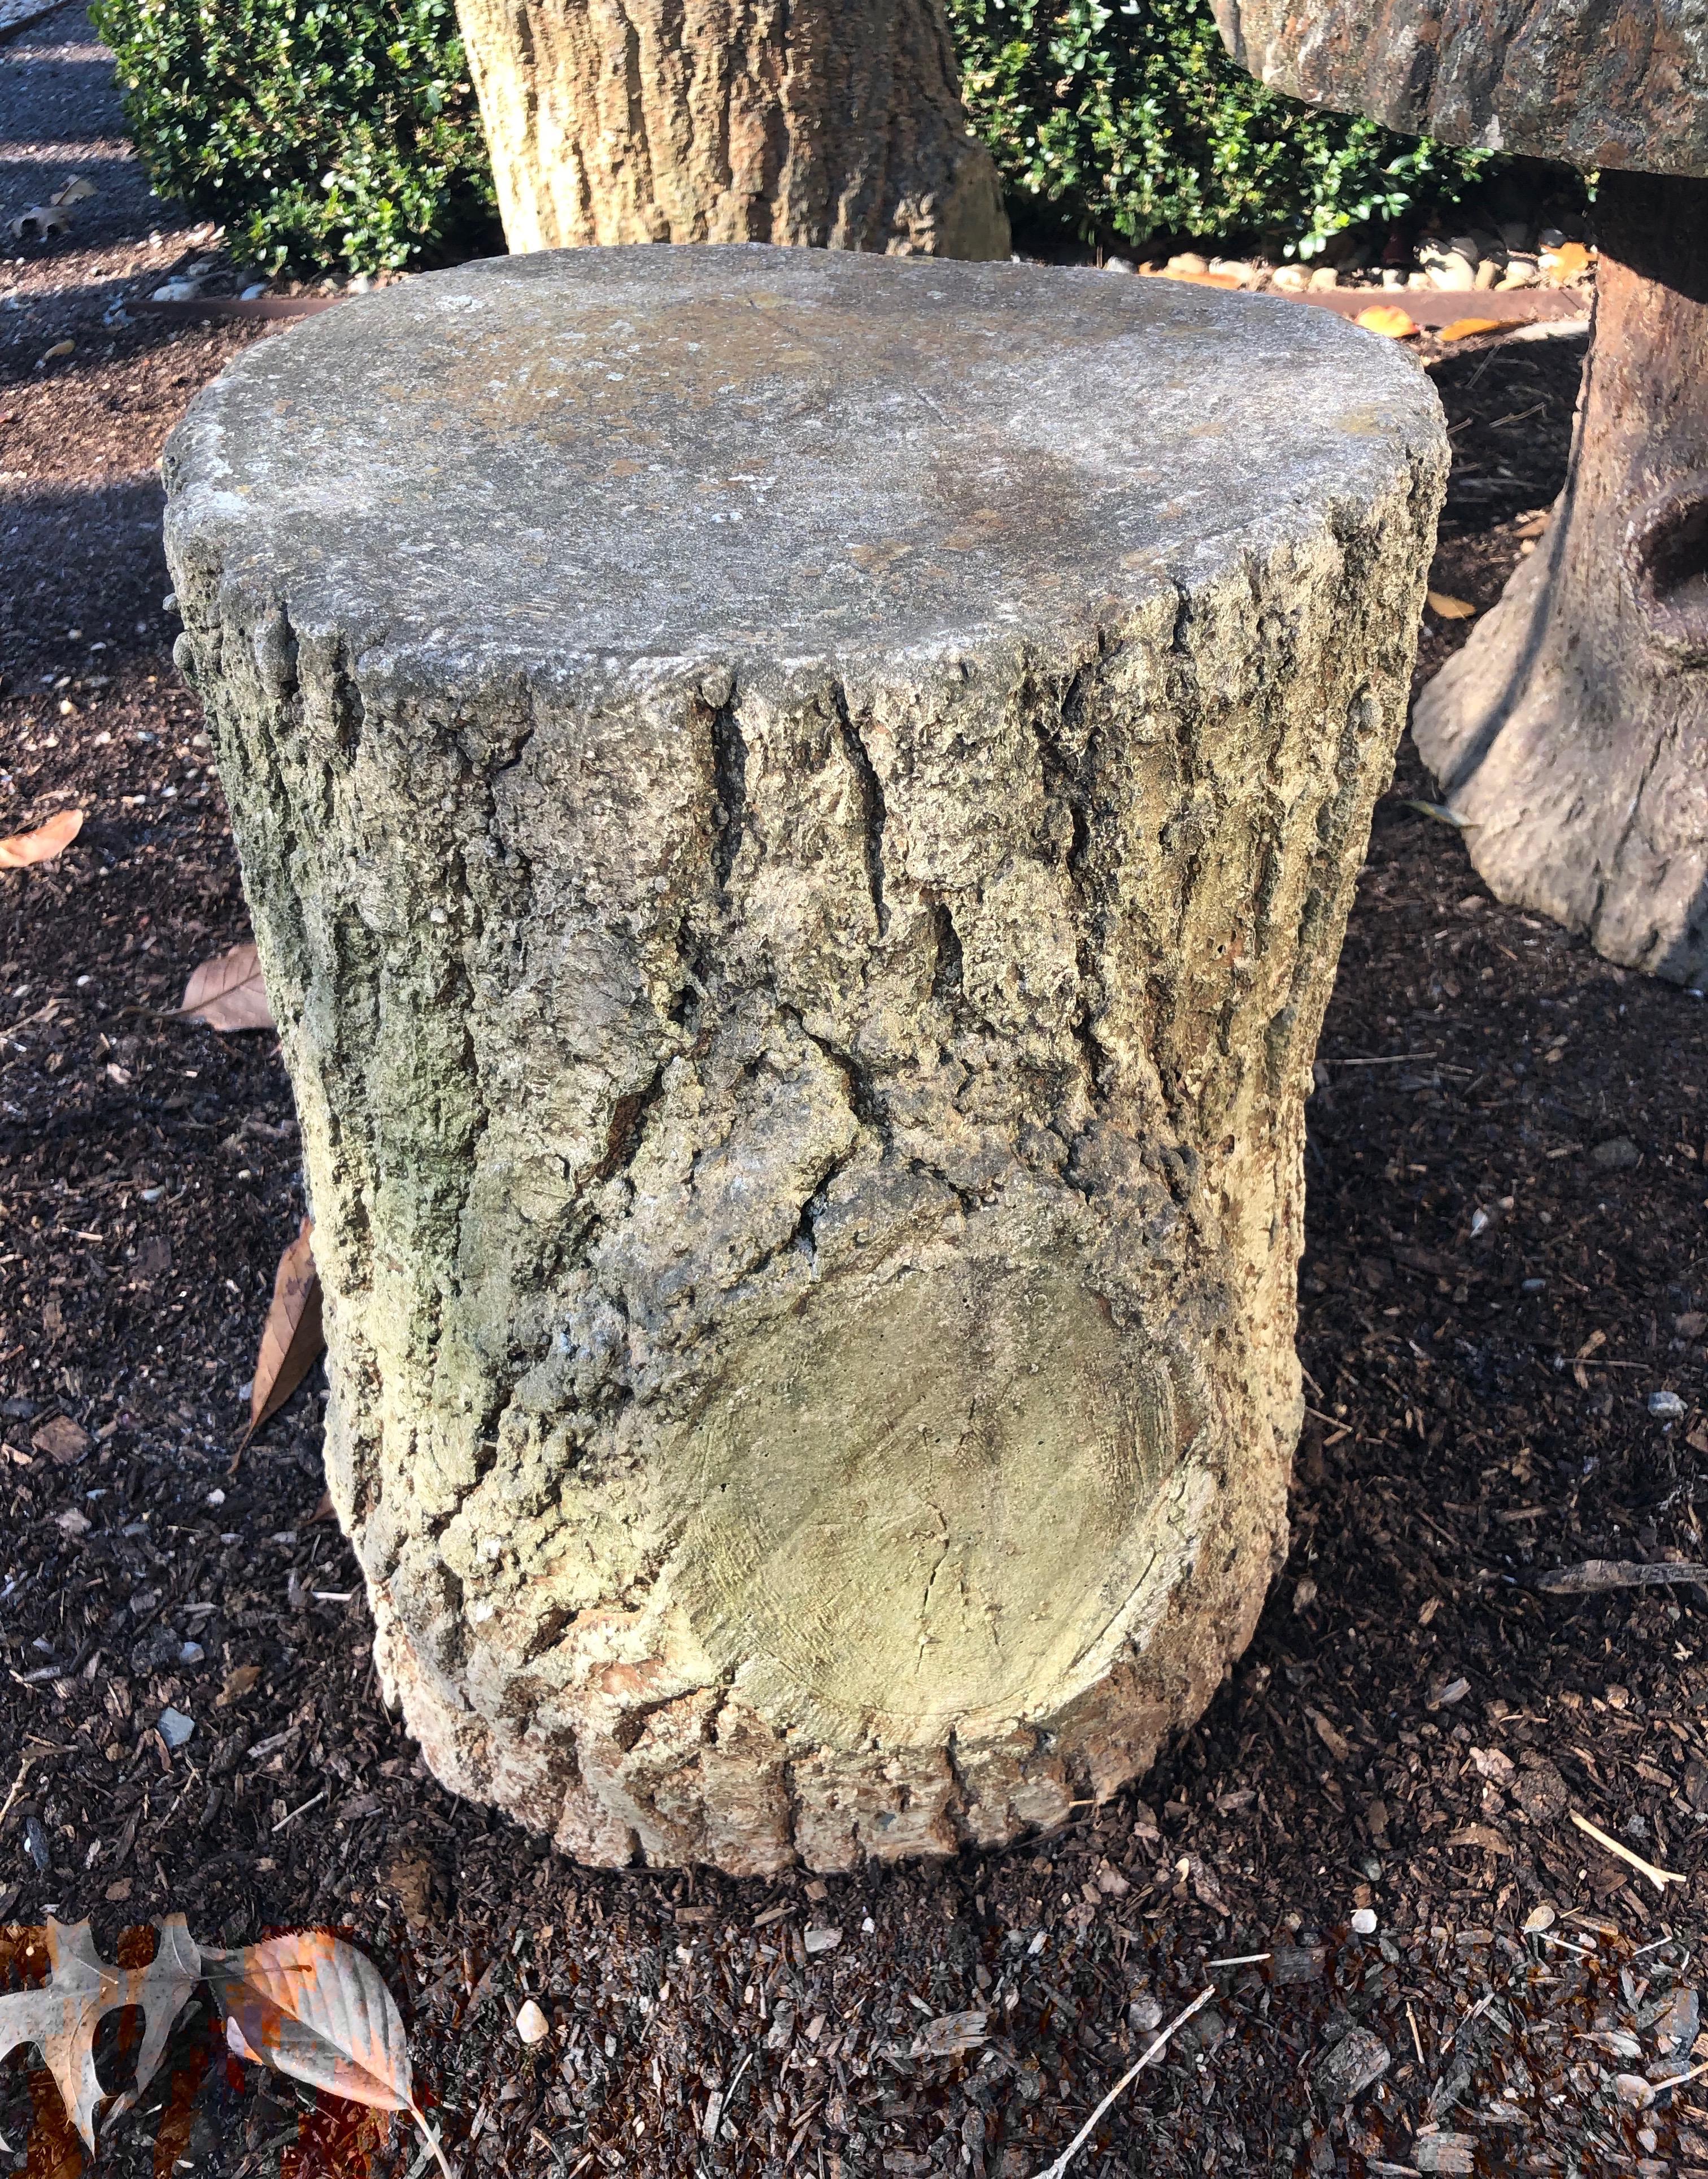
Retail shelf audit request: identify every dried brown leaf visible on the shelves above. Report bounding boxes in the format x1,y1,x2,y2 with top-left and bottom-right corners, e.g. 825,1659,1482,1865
8,205,69,240
0,808,82,867
205,1929,410,2109
205,1931,450,2173
1354,304,1418,339
1427,591,1478,620
167,942,274,1032
0,1916,200,2147
246,1216,324,1445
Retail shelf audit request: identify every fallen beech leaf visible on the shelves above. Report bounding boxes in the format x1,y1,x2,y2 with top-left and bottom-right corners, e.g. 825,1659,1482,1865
30,1415,89,1465
0,808,82,867
168,941,274,1031
38,340,73,363
0,1916,201,2146
245,1216,324,1447
49,177,95,206
205,1930,450,2173
1427,591,1478,619
1353,304,1418,339
1437,316,1504,342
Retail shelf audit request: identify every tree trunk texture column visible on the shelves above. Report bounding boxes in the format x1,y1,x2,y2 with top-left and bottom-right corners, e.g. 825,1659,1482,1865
455,0,1012,260
1414,173,1708,986
164,248,1445,1872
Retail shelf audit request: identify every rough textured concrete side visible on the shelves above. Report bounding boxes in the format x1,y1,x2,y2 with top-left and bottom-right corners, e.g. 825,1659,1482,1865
163,252,1445,1869
1213,0,1708,176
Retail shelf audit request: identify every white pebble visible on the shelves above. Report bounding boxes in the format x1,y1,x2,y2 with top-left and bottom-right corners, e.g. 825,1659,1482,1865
1350,1907,1378,1936
515,1998,550,2045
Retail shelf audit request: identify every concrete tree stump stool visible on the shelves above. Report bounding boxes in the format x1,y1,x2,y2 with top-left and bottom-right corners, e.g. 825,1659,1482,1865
1217,0,1708,985
164,247,1445,1872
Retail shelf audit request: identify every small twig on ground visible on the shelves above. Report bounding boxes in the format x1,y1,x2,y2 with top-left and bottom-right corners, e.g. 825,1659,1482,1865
1570,1811,1685,1892
271,1789,327,1833
1406,2002,1425,2065
1536,1560,1708,1594
1206,1951,1271,1967
1327,1049,1441,1067
0,1756,30,1833
1028,1986,1215,2179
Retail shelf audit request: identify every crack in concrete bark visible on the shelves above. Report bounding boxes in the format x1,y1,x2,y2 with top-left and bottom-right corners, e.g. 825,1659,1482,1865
707,689,748,895
830,681,887,936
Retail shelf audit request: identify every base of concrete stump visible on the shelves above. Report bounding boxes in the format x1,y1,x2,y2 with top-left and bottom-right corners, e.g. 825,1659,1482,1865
164,245,1446,1870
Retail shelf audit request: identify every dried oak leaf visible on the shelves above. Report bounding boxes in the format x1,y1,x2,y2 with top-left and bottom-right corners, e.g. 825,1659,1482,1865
167,941,274,1032
0,1915,201,2146
0,808,82,867
246,1216,324,1445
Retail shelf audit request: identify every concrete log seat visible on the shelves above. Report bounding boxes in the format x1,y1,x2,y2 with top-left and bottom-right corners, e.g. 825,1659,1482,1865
165,245,1445,1871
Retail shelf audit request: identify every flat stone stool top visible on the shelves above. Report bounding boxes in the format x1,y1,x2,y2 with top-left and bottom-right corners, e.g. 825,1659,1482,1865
165,244,1437,676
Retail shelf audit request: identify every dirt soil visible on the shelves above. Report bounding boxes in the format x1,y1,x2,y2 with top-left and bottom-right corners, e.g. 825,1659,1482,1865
4,12,1708,2179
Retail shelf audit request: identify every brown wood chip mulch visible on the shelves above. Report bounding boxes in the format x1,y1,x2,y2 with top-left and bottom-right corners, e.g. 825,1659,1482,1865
3,14,1706,2178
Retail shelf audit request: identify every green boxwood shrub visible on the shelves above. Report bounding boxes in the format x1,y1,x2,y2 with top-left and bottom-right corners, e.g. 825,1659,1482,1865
90,0,498,276
947,0,1496,258
96,0,1513,277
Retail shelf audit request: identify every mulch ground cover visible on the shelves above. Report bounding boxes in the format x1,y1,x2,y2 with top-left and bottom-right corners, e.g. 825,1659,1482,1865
3,15,1707,2177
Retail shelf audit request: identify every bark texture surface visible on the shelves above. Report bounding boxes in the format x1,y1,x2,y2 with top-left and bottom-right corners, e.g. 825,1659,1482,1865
455,0,1010,259
1415,173,1708,988
1213,0,1708,174
163,247,1445,1871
